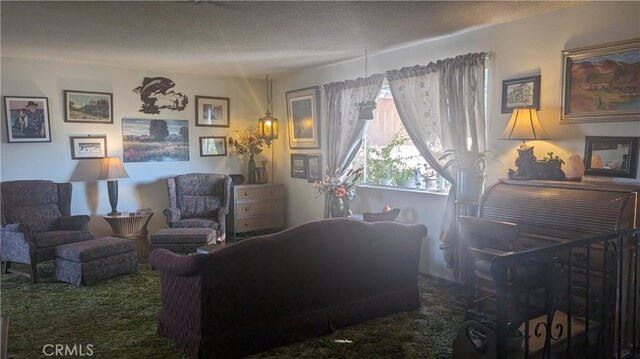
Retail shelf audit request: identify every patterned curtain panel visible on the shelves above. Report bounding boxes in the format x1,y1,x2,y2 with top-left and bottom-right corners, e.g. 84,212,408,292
386,53,486,281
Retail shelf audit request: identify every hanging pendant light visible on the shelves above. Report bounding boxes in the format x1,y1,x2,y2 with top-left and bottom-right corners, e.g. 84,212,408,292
358,47,376,121
258,75,278,148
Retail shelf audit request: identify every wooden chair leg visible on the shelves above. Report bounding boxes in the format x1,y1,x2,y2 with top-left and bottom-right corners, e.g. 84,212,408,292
30,263,38,284
3,261,10,274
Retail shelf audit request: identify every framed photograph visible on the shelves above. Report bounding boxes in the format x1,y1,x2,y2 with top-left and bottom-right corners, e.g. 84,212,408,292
3,96,51,143
286,87,320,149
561,38,640,123
122,118,189,162
584,136,638,178
69,135,107,160
63,90,113,123
199,136,227,157
501,75,541,114
195,96,230,127
290,153,307,179
306,153,322,183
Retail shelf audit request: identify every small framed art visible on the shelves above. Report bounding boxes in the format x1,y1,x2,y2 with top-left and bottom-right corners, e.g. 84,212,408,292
200,136,227,157
501,75,541,114
64,90,113,123
290,153,307,179
584,136,638,178
306,154,322,183
286,87,321,149
195,96,230,127
4,96,52,143
70,135,107,159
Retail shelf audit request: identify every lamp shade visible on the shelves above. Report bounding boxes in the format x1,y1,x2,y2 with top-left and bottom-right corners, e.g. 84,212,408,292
502,108,550,141
98,157,129,180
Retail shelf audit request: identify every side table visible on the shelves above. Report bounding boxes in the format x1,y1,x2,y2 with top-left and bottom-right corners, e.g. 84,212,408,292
102,211,154,259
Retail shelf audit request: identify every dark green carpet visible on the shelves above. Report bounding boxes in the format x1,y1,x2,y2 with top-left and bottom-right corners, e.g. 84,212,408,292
1,262,465,358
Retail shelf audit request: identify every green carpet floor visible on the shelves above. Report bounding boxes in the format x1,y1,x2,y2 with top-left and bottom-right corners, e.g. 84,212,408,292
1,262,465,359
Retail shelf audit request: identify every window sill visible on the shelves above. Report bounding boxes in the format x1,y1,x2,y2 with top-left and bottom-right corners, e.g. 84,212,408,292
356,184,449,196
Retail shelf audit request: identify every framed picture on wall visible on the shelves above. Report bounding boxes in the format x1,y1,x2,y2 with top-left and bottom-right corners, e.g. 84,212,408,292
122,118,189,162
306,153,322,183
69,135,107,159
199,136,227,157
3,96,52,143
195,96,230,127
501,75,541,114
561,38,640,123
286,86,321,149
63,90,113,123
583,136,638,178
290,153,307,179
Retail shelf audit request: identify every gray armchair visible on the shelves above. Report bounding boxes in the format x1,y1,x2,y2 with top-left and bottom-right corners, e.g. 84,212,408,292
1,180,94,283
163,173,231,241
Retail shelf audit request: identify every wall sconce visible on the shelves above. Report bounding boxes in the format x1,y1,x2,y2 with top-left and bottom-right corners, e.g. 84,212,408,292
98,157,130,215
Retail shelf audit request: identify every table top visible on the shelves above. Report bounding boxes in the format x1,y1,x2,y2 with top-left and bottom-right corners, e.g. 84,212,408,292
103,212,153,219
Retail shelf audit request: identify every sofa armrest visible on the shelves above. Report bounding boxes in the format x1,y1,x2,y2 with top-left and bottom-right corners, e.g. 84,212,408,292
58,215,90,231
1,224,35,262
149,249,203,276
216,207,228,239
163,208,182,226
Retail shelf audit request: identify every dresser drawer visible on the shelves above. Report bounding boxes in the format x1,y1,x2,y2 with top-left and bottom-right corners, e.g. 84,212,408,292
235,201,282,219
235,186,282,201
234,216,283,232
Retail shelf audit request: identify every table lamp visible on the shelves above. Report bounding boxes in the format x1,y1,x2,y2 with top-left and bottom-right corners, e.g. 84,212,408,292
98,157,129,215
502,108,550,179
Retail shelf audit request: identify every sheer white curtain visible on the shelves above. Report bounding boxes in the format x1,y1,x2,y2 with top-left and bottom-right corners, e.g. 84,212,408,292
386,53,486,281
324,74,384,217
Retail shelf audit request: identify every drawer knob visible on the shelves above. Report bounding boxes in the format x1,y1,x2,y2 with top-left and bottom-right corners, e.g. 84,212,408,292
245,208,249,211
244,222,249,226
244,192,249,196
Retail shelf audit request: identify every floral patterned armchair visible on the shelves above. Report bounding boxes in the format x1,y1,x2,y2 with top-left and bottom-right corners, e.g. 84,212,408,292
1,180,94,283
163,173,231,241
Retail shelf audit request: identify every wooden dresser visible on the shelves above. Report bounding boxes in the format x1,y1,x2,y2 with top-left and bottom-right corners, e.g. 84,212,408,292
227,184,284,241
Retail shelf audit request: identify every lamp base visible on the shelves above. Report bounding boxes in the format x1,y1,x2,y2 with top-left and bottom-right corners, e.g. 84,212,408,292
107,180,120,216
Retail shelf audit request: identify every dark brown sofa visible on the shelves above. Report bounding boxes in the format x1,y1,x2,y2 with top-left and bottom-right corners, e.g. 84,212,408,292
149,218,427,358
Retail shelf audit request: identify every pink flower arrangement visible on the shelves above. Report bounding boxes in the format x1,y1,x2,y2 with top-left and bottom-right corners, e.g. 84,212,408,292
312,167,362,200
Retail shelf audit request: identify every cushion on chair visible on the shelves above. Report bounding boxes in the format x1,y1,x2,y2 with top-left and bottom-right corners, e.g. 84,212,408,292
5,204,62,233
34,230,94,249
175,174,226,218
56,237,134,262
1,180,59,208
170,218,219,229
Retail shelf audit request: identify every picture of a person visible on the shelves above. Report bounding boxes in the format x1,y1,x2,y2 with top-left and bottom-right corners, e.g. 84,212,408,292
23,101,45,138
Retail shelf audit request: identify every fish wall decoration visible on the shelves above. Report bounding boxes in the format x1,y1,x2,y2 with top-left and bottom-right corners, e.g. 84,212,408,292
133,77,188,114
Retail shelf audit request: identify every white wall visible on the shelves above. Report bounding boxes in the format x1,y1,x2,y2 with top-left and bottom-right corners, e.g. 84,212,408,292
273,1,640,280
1,57,269,237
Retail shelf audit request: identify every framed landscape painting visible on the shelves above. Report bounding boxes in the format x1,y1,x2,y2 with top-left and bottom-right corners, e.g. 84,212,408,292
3,96,51,143
195,96,230,127
64,90,113,123
69,135,107,160
561,38,640,122
122,118,189,162
287,87,320,149
501,75,540,114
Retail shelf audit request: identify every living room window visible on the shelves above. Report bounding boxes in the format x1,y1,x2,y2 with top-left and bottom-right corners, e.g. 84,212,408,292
353,80,449,192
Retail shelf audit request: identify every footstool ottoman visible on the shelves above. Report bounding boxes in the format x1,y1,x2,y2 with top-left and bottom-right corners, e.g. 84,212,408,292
55,236,138,287
150,228,217,254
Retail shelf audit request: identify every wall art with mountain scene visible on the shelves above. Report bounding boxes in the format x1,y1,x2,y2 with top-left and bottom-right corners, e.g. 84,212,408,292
561,38,640,122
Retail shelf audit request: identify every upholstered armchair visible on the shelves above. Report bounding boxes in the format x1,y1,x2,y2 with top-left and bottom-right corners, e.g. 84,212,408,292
163,173,231,241
1,180,94,283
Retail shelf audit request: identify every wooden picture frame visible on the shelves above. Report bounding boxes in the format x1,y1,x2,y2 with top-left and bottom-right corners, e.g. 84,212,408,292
290,153,307,179
501,75,541,114
286,87,320,149
584,136,638,178
63,90,113,123
122,118,189,162
199,136,227,157
69,135,108,160
195,96,230,127
561,38,640,123
4,96,52,143
306,153,322,183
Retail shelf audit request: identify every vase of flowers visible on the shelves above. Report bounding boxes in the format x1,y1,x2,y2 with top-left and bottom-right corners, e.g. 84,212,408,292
228,129,265,184
312,167,362,218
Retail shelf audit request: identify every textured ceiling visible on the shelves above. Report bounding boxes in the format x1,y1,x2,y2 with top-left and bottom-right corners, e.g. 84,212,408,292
1,1,582,78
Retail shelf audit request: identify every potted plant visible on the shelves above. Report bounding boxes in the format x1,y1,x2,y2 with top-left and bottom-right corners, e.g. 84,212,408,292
357,100,377,120
439,149,494,202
